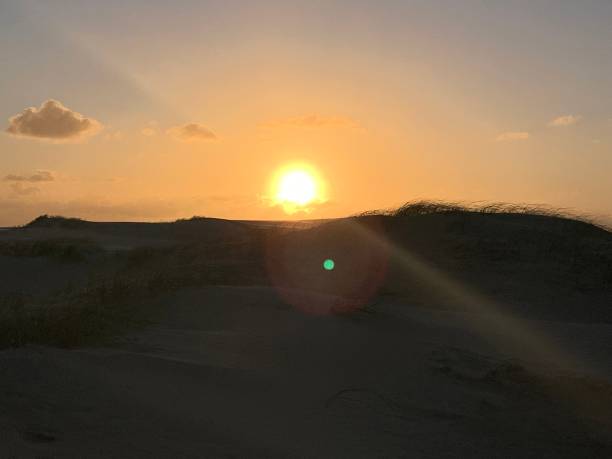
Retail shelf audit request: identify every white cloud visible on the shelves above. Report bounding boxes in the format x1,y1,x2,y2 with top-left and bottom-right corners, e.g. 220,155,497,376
548,115,582,127
5,99,102,141
496,131,530,142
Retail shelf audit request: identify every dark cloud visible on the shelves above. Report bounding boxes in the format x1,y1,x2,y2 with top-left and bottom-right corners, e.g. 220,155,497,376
5,99,102,141
4,170,55,183
167,123,217,141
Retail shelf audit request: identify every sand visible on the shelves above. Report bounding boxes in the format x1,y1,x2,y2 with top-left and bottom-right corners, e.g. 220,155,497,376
1,214,611,457
1,285,611,458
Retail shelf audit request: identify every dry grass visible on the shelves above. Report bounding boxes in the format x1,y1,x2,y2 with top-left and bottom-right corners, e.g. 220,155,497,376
0,284,141,348
0,240,266,348
0,238,96,262
2,201,611,348
359,200,610,231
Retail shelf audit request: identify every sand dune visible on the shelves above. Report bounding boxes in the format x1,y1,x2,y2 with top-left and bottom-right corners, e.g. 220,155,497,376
1,210,611,457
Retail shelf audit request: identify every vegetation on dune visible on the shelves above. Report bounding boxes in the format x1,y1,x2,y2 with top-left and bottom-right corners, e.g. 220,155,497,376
362,200,609,230
280,201,612,318
1,201,611,348
0,238,96,262
0,279,142,348
0,240,266,348
25,215,87,229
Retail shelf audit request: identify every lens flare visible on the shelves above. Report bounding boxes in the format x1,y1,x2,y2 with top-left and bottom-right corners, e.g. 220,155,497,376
323,259,335,270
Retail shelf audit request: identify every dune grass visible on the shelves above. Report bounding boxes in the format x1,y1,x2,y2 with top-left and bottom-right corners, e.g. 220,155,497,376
0,241,266,349
0,239,95,262
360,200,610,230
0,277,148,348
25,215,87,229
1,201,611,349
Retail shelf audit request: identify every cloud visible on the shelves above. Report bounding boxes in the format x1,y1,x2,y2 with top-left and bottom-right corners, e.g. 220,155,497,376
9,183,40,196
260,115,360,130
141,121,158,136
269,199,332,217
260,193,330,216
5,99,102,141
141,127,156,136
167,123,217,141
496,131,530,142
548,115,582,127
104,130,123,141
4,170,55,183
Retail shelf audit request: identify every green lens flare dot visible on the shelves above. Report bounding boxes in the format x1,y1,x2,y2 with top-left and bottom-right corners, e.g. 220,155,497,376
323,259,335,271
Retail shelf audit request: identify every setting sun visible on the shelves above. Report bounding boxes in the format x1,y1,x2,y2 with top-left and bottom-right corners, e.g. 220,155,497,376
277,170,316,206
271,165,325,214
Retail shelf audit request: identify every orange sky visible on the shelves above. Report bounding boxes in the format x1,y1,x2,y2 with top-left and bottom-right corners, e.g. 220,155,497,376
1,1,611,226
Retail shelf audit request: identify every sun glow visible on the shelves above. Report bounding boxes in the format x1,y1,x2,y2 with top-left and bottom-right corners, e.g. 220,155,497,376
272,165,325,214
277,170,316,205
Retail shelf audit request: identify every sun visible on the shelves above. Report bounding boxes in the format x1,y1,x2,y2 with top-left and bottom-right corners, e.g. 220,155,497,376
276,170,316,206
271,165,325,213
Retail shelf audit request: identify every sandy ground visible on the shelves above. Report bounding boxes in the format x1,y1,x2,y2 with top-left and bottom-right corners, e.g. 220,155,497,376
1,285,611,458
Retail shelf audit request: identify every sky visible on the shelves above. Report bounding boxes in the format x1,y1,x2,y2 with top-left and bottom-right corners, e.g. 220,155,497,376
1,0,611,226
